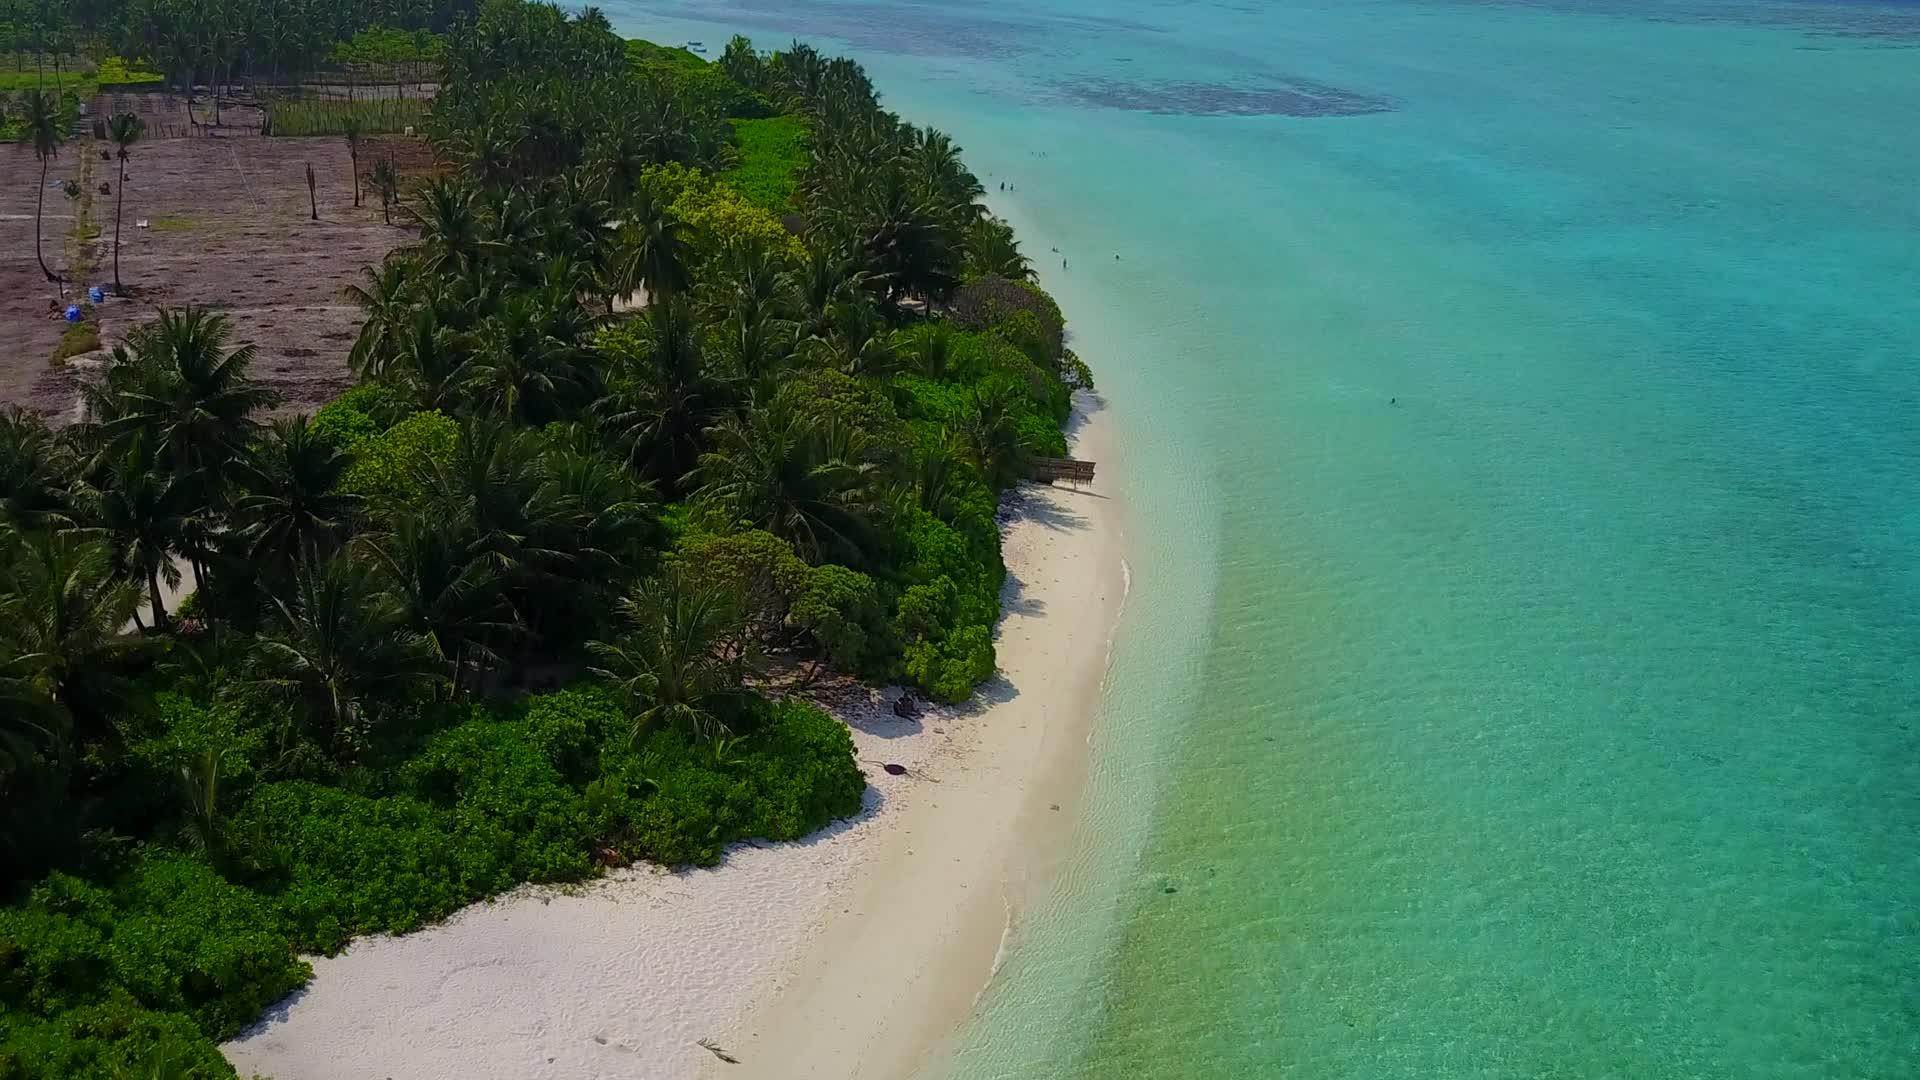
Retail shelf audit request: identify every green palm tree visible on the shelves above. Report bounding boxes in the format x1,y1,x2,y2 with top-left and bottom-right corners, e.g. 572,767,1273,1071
782,239,870,344
406,176,486,274
85,307,277,517
343,258,422,379
692,397,890,567
107,112,145,295
251,553,443,755
360,512,519,697
962,381,1033,489
0,656,64,784
16,88,66,289
0,532,143,739
232,416,360,571
812,297,897,378
846,165,958,313
0,554,68,781
589,574,752,743
464,291,592,424
595,299,732,493
78,442,194,630
0,406,76,535
963,215,1032,282
610,186,691,305
524,441,659,639
385,306,475,413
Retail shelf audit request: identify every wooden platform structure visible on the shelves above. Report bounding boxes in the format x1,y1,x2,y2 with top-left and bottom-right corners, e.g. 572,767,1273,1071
1030,457,1096,486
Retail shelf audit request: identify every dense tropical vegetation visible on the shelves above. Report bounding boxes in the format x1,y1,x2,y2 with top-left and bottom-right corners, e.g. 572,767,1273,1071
0,2,1088,1075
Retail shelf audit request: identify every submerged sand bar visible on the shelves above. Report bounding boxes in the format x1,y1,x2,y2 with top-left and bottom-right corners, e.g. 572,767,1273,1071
222,400,1127,1080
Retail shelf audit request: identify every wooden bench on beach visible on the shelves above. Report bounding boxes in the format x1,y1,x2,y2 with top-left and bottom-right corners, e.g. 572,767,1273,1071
1030,457,1096,486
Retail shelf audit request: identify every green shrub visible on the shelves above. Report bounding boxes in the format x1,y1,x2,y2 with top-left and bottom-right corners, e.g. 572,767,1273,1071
719,116,808,211
520,685,623,782
52,322,100,362
0,994,234,1080
733,699,865,834
337,409,459,505
234,782,505,952
397,715,592,883
0,855,307,1051
887,509,1004,702
641,163,804,261
786,369,909,444
310,384,402,449
668,528,810,650
791,565,885,671
92,58,165,87
98,858,306,1037
628,39,773,118
950,276,1066,361
595,699,863,867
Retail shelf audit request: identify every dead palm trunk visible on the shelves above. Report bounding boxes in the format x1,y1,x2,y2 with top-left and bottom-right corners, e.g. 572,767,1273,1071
147,566,169,630
113,151,127,293
34,154,54,287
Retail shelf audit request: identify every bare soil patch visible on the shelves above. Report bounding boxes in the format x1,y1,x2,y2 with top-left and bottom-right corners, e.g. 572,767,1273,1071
0,145,87,414
0,130,432,420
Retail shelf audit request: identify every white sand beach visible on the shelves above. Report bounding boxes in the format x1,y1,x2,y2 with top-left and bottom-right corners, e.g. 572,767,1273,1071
222,398,1128,1080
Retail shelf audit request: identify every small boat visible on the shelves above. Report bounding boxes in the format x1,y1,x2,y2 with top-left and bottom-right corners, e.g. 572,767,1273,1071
688,42,707,52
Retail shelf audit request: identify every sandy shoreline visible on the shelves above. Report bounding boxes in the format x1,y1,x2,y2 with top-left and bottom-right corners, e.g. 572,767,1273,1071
223,396,1127,1080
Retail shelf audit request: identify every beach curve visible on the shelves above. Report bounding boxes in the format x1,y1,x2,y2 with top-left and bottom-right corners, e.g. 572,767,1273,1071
704,397,1127,1080
220,396,1127,1080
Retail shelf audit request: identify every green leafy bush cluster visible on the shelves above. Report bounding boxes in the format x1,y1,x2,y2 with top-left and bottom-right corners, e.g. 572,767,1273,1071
891,508,1002,702
595,696,863,866
950,276,1066,363
309,383,402,448
0,855,309,1079
335,408,459,504
626,39,774,119
667,528,889,675
0,685,864,1075
328,26,446,69
719,116,809,212
873,310,1083,699
92,58,165,86
641,162,805,261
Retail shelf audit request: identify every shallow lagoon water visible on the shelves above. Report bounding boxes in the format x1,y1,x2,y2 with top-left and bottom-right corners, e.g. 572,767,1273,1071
610,2,1920,1075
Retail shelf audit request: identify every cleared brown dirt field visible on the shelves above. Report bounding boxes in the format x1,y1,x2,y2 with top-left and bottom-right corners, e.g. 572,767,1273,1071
0,144,87,414
0,130,431,420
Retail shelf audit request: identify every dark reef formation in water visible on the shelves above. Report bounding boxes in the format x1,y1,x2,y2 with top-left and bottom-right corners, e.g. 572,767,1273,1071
1056,75,1392,117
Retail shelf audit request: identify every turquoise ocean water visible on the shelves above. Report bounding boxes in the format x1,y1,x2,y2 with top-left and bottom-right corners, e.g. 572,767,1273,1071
609,1,1920,1075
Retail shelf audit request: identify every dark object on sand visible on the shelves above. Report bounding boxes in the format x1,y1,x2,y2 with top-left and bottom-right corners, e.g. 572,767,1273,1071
883,762,909,776
893,692,918,718
99,182,111,195
698,1038,740,1064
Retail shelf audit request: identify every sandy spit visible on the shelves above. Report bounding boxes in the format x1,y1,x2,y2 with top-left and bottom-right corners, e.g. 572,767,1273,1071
222,396,1127,1080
